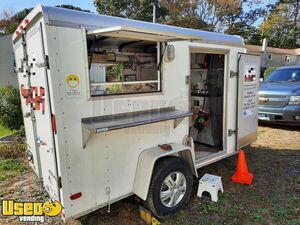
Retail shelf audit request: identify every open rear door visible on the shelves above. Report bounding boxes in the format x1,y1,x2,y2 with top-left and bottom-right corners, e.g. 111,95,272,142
237,53,261,148
17,23,61,201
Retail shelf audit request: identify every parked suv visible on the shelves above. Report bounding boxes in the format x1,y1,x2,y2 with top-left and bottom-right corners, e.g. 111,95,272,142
258,65,300,125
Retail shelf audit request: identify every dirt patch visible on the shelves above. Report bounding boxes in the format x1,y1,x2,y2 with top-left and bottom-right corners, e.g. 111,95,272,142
254,123,300,150
0,125,299,225
0,135,23,143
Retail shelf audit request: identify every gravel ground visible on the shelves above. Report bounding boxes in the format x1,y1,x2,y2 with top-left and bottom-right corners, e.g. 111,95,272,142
0,124,299,225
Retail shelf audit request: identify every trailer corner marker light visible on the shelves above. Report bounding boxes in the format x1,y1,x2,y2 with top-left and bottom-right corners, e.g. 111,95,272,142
70,192,82,200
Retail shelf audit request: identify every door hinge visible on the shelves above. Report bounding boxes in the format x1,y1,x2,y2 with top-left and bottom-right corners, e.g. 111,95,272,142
185,75,190,85
57,176,62,189
36,55,50,69
230,70,237,78
49,169,62,189
228,129,236,136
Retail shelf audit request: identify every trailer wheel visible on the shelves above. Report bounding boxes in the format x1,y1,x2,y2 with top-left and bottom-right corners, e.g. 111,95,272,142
146,157,193,218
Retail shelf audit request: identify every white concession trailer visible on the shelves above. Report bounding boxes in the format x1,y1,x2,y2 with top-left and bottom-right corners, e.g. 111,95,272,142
12,5,260,221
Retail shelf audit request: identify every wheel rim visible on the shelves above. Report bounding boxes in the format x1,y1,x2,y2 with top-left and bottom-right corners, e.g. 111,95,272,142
160,171,187,208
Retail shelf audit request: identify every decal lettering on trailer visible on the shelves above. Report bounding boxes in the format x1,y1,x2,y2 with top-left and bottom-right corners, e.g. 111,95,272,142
242,65,258,118
21,85,46,114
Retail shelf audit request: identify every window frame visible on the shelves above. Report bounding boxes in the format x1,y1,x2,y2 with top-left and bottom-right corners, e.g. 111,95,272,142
86,37,163,98
284,55,290,63
267,53,272,60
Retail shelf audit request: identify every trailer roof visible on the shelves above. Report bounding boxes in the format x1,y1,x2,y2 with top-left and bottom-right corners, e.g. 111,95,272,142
13,5,244,47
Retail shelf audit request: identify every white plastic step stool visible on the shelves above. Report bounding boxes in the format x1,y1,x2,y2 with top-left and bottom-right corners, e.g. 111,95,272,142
197,173,224,202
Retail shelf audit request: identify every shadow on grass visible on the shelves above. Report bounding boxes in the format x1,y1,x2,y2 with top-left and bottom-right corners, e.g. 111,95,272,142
259,121,300,131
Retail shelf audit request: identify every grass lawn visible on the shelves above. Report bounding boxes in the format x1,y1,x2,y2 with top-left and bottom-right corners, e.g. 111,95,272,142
76,125,300,225
0,142,27,183
0,125,299,225
0,124,13,138
0,158,26,182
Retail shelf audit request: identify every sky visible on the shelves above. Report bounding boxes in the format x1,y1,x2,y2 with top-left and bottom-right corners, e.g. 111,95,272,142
0,0,278,15
0,0,277,27
0,0,97,14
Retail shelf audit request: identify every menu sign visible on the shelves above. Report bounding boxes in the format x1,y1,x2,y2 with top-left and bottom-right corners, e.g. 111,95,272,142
242,65,258,118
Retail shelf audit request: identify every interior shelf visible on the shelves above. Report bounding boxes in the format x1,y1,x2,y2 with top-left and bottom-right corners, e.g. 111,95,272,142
190,68,207,72
191,93,209,97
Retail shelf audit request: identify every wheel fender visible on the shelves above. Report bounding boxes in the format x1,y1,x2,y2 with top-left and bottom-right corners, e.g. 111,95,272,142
133,143,197,200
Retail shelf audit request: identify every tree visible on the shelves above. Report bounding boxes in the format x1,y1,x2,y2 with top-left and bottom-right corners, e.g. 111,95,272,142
279,0,300,47
94,0,211,29
94,0,168,22
55,4,91,13
0,5,92,35
208,0,266,43
196,0,225,31
260,2,299,48
0,8,32,34
0,85,23,131
161,0,208,29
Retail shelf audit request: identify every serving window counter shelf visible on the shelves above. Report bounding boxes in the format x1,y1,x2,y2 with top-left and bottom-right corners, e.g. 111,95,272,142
81,107,192,147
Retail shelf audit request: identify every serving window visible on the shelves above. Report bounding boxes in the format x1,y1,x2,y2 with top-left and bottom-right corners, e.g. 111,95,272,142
87,36,161,96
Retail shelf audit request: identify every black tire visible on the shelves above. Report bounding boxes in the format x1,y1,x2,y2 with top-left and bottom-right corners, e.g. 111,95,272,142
145,157,193,218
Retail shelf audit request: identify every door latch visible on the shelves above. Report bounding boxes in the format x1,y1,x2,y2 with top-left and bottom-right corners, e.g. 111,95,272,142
228,129,236,136
49,170,62,189
24,112,31,118
185,75,190,85
230,70,237,78
36,55,49,69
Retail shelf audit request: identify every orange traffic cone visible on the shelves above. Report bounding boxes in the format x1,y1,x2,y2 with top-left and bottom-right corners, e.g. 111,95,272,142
231,149,253,185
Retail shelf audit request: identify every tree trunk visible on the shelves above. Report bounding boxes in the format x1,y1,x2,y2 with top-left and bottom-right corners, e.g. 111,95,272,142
293,0,300,47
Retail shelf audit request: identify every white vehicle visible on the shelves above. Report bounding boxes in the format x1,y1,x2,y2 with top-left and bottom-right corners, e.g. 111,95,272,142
13,5,260,222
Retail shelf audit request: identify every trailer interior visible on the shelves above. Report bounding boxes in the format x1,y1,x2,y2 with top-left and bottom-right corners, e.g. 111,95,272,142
190,53,225,162
86,35,226,162
86,35,160,96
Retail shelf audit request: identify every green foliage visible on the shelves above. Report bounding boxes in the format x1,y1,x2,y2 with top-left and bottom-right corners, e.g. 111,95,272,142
264,67,278,79
0,8,32,34
0,142,26,182
94,0,168,23
260,2,300,48
105,84,123,94
0,85,23,131
0,158,24,171
0,158,25,182
55,5,91,12
161,0,208,29
13,126,25,137
0,5,91,34
0,124,12,137
106,64,123,82
220,1,266,44
93,0,268,33
0,142,26,159
243,27,263,45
